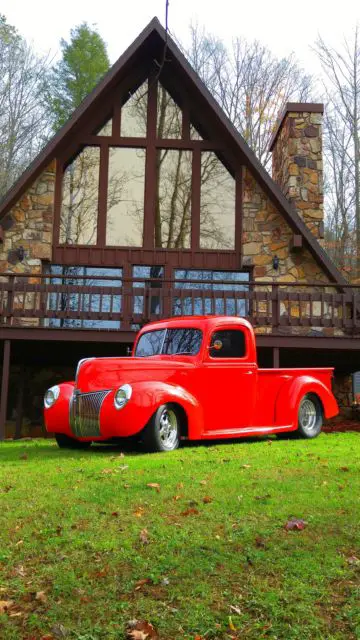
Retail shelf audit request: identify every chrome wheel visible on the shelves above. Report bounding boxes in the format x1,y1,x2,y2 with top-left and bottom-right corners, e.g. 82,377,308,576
159,408,178,449
298,397,318,435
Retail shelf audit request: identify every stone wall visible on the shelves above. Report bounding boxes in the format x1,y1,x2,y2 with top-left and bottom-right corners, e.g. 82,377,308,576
270,105,324,241
243,167,328,284
332,374,353,416
0,161,56,275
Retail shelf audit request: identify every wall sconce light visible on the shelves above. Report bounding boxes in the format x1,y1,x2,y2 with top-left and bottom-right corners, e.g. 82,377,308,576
273,255,279,270
17,246,25,262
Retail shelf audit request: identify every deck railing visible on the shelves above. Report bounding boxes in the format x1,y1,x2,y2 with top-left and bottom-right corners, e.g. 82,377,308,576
0,272,359,336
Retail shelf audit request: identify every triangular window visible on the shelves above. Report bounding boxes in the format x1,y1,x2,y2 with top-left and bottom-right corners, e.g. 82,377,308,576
95,118,112,136
121,81,148,137
157,85,182,139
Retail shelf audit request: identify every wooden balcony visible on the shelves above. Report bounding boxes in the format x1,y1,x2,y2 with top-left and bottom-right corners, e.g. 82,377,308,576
0,272,359,341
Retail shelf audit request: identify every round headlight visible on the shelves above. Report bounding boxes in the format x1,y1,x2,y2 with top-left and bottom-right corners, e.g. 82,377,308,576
114,384,132,410
44,385,60,409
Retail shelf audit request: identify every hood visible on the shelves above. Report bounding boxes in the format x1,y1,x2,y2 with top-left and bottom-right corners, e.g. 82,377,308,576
75,356,194,393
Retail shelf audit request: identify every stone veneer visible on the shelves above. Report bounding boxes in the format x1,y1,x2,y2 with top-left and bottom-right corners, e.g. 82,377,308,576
242,167,328,284
0,161,56,275
270,104,324,241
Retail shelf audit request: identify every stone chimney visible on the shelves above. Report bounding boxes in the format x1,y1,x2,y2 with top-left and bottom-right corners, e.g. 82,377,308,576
269,103,324,240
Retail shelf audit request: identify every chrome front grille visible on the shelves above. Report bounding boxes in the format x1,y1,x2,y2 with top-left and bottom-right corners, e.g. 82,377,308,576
70,390,110,437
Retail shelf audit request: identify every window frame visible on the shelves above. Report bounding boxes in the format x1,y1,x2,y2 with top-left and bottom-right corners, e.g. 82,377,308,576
208,328,248,361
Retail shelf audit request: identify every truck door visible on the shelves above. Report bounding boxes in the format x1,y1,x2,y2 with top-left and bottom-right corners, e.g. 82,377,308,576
201,327,257,431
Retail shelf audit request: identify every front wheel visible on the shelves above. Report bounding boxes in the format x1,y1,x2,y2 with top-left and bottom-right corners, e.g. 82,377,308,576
297,394,323,439
55,433,92,449
142,404,181,452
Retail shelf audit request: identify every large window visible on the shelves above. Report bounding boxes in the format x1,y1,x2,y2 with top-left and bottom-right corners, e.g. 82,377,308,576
60,148,100,245
200,152,235,250
106,148,145,246
174,270,249,317
155,150,192,248
46,265,122,329
57,80,240,255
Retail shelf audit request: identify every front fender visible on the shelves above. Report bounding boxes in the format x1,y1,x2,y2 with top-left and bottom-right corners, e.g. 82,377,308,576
101,381,204,439
44,381,74,435
275,376,339,428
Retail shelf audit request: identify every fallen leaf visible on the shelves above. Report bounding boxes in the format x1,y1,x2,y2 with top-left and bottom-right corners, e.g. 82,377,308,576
339,466,350,472
15,539,24,546
284,518,307,531
173,495,181,501
181,508,199,516
139,528,149,545
111,512,119,517
35,591,47,603
101,468,113,475
199,480,207,486
0,600,14,614
124,484,130,489
229,605,242,615
119,465,129,472
147,483,160,492
135,578,153,591
347,555,360,566
126,619,158,639
177,482,184,489
241,464,251,469
255,536,266,548
134,507,145,518
161,577,170,586
202,496,213,504
19,454,28,460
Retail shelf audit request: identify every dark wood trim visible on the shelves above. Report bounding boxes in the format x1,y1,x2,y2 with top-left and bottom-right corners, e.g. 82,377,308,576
52,160,62,251
0,339,11,440
191,147,201,251
97,144,109,246
143,77,157,249
235,166,243,263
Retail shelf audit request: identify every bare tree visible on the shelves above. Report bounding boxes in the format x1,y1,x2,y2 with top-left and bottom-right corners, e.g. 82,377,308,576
0,15,51,199
315,28,360,279
181,24,314,170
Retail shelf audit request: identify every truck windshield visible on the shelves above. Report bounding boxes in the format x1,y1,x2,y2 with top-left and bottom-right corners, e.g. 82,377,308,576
135,328,202,357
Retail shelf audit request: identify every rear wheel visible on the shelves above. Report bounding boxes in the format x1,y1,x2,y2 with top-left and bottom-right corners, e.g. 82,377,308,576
142,404,181,452
55,433,92,449
297,394,323,439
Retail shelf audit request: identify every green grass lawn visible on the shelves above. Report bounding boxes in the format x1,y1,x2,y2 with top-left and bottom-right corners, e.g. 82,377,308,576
0,434,359,640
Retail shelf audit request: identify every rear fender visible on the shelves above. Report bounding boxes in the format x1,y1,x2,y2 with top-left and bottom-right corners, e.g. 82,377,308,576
129,381,204,439
275,376,339,428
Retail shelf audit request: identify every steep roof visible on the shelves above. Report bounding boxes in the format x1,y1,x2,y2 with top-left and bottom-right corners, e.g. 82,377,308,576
0,17,346,285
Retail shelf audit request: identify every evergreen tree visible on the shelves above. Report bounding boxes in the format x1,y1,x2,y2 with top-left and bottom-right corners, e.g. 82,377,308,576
47,23,110,131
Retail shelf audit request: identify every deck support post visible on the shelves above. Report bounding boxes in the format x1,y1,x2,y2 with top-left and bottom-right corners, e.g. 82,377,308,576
273,346,280,368
14,364,25,440
0,339,11,441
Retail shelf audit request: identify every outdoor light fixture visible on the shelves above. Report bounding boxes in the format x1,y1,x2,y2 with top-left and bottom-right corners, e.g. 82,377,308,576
273,255,279,270
16,246,25,262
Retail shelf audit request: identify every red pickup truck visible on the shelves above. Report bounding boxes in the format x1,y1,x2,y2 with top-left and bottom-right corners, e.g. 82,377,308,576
44,316,338,451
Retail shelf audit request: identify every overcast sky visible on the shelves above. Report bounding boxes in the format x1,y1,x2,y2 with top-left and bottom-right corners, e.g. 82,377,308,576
1,0,359,76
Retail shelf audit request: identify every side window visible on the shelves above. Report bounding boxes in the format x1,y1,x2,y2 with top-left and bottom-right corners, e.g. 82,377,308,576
209,330,246,358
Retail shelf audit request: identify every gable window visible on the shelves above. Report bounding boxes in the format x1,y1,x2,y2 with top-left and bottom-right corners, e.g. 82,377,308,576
200,152,235,250
60,147,100,245
56,79,241,258
106,148,146,246
155,150,192,248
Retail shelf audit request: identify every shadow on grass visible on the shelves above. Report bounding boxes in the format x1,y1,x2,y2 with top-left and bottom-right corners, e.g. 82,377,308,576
0,432,307,464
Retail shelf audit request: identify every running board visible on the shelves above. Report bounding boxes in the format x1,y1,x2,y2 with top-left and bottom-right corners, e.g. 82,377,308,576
202,425,293,438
